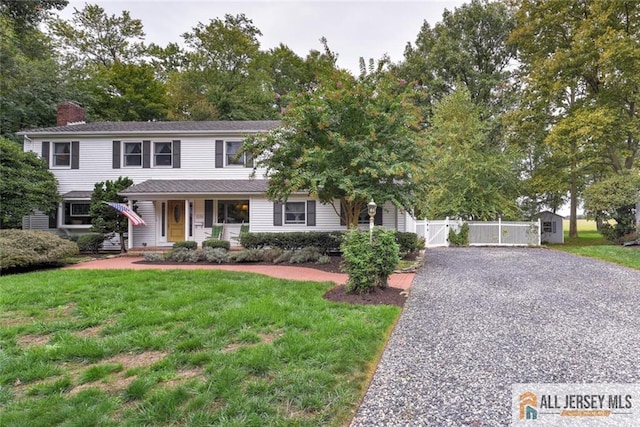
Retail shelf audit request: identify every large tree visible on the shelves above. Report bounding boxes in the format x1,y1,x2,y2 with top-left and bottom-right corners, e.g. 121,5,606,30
423,87,520,220
510,0,640,237
395,0,516,118
244,68,426,228
166,13,275,121
0,138,60,228
0,4,69,140
89,177,136,253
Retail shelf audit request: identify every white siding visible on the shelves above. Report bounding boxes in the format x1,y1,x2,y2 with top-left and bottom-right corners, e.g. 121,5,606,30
131,201,158,247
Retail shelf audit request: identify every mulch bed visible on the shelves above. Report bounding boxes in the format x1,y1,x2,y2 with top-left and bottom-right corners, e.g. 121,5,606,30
323,284,408,307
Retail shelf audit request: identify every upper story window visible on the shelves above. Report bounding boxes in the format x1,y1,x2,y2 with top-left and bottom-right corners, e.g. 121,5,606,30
226,141,244,166
154,142,172,166
123,142,142,167
53,142,71,167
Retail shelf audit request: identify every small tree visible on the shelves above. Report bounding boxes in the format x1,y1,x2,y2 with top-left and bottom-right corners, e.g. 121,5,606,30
89,177,135,252
244,67,426,228
0,138,60,228
583,173,640,243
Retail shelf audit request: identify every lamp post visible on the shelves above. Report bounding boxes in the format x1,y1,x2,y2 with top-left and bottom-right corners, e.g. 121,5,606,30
367,199,377,242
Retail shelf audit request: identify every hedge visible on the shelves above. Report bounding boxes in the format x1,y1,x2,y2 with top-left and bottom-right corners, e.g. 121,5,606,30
172,241,197,250
202,239,230,250
239,231,345,253
0,230,79,270
239,230,422,255
77,233,105,254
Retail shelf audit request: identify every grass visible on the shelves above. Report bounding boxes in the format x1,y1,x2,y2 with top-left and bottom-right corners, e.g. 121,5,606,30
0,269,400,426
551,219,640,270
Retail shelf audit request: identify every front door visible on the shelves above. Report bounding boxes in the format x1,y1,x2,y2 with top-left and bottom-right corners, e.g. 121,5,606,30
167,200,185,242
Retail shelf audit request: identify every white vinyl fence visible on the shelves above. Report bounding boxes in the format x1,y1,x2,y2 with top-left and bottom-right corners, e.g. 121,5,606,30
415,217,541,248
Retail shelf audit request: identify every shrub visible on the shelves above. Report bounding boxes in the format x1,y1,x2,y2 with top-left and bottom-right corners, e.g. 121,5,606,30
0,230,79,270
240,231,344,253
317,255,331,265
77,233,105,254
341,229,399,294
203,247,229,264
289,247,322,264
395,232,423,256
166,248,194,262
273,250,293,264
172,241,197,250
143,252,166,262
261,247,284,263
448,223,469,246
202,239,230,250
229,248,264,263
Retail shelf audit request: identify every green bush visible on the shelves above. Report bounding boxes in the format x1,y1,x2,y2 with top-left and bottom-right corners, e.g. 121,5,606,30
448,223,469,246
395,232,423,255
77,233,105,254
202,239,230,250
0,230,79,270
228,248,264,263
172,241,197,250
240,231,344,253
203,247,229,264
143,252,166,262
341,229,399,294
289,247,322,264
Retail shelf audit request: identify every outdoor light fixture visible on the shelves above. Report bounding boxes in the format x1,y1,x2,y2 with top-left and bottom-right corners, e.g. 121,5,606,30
368,199,377,241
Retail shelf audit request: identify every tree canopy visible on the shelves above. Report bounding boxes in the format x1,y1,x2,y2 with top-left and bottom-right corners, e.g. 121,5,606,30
89,176,136,252
0,138,60,228
244,68,426,228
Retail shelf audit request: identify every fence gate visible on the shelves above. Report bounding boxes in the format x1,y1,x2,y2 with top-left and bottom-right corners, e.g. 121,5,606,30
417,218,541,248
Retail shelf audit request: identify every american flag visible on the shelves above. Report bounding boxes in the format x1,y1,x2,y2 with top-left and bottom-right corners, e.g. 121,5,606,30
103,202,146,226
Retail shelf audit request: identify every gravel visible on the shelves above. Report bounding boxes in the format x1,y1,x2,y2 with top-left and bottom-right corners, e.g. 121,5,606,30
350,247,640,426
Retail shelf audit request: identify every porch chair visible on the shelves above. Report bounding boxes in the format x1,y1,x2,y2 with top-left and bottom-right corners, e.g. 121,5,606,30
231,223,250,246
209,224,224,240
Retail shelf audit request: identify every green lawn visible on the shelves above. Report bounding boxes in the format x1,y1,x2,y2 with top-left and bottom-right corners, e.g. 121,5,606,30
0,269,400,426
551,219,640,270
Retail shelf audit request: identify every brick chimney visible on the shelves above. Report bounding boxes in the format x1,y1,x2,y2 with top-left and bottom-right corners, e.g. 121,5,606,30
57,102,86,126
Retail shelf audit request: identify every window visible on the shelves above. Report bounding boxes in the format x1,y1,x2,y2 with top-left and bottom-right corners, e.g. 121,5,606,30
226,141,244,166
542,221,555,233
124,142,142,166
285,202,305,224
53,142,70,167
154,142,172,166
218,200,249,224
64,202,91,225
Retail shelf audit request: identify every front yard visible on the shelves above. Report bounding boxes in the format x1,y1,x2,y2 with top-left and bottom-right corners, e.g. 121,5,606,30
0,269,400,426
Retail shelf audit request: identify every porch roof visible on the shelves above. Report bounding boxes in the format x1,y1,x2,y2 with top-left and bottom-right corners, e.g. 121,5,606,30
119,179,269,197
62,191,93,199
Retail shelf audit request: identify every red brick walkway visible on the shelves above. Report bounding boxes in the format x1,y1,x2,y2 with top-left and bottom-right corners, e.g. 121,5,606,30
66,257,415,290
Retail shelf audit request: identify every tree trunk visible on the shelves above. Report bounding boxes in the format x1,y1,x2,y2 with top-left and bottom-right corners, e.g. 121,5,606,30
636,197,640,234
569,173,578,239
119,231,127,253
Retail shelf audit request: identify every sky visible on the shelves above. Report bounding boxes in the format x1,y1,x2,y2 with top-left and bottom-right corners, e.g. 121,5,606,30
57,0,466,74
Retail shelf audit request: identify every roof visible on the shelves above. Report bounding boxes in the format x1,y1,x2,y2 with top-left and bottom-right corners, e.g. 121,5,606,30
18,120,281,136
119,179,269,196
62,191,93,199
535,210,565,219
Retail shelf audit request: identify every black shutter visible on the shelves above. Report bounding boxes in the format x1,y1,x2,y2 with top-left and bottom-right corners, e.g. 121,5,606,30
204,200,214,227
172,140,180,168
273,202,283,226
143,140,151,168
307,200,316,226
375,207,383,226
340,204,346,226
42,141,50,168
48,208,58,228
71,141,80,169
112,141,121,169
215,140,224,168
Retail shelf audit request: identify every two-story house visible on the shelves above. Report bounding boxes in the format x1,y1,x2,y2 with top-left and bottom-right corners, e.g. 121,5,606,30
20,102,419,249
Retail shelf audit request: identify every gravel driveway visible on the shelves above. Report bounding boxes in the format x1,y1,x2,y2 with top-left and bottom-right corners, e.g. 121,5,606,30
351,247,640,426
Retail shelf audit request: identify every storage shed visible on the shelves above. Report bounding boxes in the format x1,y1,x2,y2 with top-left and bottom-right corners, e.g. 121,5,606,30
536,211,564,244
